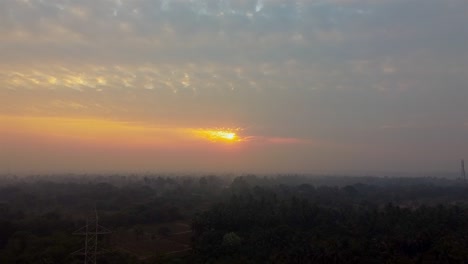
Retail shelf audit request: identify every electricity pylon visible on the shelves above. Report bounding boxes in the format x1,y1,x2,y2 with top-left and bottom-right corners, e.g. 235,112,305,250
72,209,112,264
462,159,466,182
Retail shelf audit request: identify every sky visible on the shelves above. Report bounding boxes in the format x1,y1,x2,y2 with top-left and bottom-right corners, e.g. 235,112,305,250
1,0,467,175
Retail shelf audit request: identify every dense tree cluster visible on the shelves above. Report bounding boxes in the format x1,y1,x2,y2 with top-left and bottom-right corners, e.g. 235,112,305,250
1,174,468,263
0,175,225,263
191,178,468,263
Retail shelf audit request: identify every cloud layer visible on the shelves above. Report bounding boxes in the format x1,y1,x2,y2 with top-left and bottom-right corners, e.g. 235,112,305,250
1,0,468,173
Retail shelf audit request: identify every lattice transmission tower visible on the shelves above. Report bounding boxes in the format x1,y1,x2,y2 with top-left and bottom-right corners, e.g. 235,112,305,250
462,159,466,182
72,210,112,264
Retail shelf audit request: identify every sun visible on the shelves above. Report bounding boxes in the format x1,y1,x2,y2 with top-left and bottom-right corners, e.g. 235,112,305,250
194,128,241,142
212,131,236,141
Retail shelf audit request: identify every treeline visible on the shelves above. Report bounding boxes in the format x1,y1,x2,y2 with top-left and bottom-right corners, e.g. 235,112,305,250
1,174,468,263
0,175,225,263
192,181,468,263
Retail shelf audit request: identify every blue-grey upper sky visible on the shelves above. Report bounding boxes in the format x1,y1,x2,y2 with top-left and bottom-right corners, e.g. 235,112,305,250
1,0,467,174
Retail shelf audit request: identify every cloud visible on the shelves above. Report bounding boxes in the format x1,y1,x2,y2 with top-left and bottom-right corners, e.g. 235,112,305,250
1,0,466,68
1,0,468,173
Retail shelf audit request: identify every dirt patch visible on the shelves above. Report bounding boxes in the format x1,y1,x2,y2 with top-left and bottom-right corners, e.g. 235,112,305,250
111,222,192,259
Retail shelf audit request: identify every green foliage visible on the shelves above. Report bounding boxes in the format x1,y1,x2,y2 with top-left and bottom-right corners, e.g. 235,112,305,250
192,183,468,263
0,175,227,263
222,232,242,247
3,175,468,263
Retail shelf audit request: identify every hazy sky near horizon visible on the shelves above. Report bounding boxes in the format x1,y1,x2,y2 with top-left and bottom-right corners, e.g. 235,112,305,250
1,0,467,174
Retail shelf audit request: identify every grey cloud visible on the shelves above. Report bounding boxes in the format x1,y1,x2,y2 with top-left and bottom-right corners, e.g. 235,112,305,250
3,0,465,65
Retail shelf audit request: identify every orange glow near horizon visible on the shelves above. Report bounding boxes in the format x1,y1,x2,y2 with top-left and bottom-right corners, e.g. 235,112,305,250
0,115,244,147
